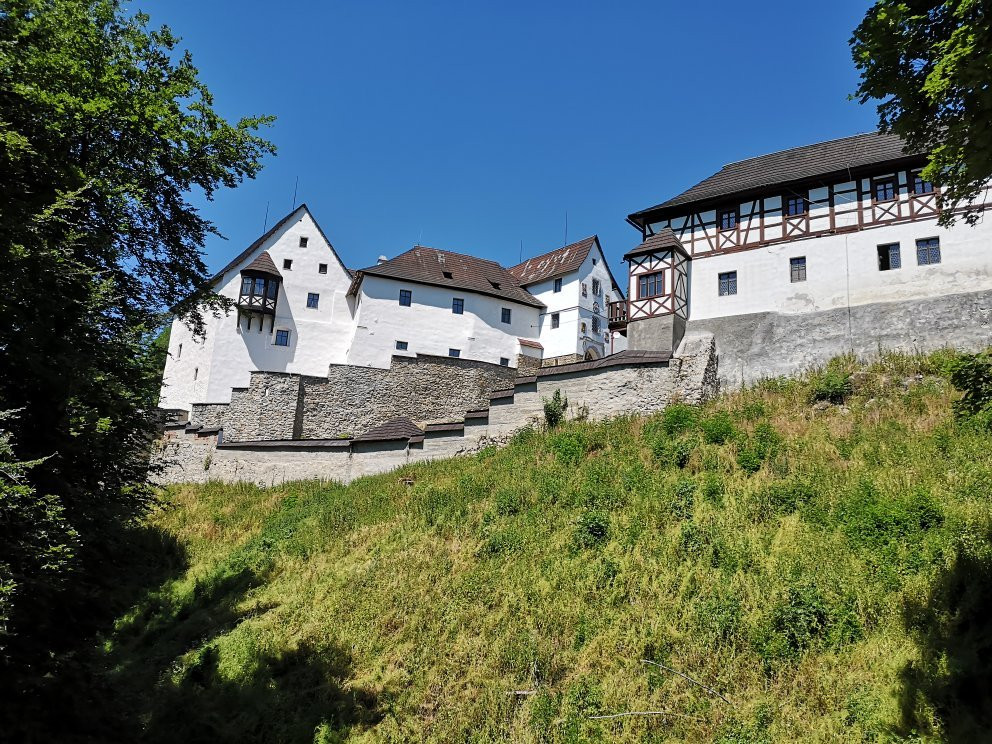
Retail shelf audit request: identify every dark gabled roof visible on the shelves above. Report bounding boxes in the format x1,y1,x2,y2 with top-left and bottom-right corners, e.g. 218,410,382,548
241,251,281,278
354,417,424,442
623,228,690,261
210,203,347,284
509,236,597,285
352,245,544,309
629,132,924,223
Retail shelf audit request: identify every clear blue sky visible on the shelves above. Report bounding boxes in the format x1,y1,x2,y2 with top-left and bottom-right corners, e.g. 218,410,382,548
144,0,878,275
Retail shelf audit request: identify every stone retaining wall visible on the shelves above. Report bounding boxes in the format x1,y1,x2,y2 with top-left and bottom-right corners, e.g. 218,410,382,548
189,403,230,428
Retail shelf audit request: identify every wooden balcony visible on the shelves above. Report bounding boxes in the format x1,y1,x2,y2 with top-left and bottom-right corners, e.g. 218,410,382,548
608,300,628,334
236,292,277,314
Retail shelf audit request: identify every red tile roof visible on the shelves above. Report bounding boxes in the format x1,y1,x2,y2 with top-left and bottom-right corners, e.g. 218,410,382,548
508,236,598,285
518,338,543,350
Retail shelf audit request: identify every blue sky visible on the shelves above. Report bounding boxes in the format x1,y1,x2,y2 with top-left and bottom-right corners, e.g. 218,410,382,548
145,0,878,275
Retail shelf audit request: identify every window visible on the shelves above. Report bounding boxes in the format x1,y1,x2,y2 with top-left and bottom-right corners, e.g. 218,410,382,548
582,282,588,297
592,278,601,295
877,243,901,271
452,297,464,314
501,308,511,324
283,258,293,270
790,256,807,283
580,321,587,333
718,207,738,231
592,316,600,333
399,289,412,306
912,171,934,195
785,193,807,216
499,357,510,367
551,313,560,329
718,271,737,296
553,278,562,293
274,329,290,346
873,177,896,202
916,237,941,265
306,292,319,309
448,348,460,358
318,263,328,274
605,293,611,305
442,271,453,279
395,340,408,350
299,236,309,248
638,271,664,299
177,342,182,360
193,366,198,380
592,258,598,265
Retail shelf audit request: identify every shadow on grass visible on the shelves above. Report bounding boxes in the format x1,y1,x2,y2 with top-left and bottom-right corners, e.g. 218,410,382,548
897,531,992,742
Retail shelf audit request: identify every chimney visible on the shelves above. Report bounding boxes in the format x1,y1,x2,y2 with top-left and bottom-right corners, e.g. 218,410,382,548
377,255,387,264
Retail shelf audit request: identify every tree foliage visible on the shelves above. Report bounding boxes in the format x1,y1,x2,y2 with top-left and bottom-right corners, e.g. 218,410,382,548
0,0,274,682
851,0,992,225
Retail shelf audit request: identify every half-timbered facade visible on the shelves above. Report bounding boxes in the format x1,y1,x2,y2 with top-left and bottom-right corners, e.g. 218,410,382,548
617,132,992,383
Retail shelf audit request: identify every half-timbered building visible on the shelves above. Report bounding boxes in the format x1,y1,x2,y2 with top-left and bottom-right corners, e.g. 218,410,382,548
614,132,992,383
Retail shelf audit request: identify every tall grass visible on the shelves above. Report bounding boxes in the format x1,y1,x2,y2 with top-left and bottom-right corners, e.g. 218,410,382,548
40,350,992,742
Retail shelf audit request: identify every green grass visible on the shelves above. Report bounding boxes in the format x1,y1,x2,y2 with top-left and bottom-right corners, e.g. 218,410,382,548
43,350,992,742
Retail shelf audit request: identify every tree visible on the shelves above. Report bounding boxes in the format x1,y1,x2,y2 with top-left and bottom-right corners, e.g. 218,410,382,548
851,0,992,225
0,0,274,683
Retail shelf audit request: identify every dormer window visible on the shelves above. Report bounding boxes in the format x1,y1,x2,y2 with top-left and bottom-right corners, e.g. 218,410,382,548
299,237,309,247
784,193,807,216
283,258,293,270
718,207,738,231
489,280,501,289
442,271,453,279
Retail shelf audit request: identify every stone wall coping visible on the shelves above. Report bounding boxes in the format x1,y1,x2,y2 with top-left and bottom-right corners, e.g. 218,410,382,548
190,402,231,407
424,422,465,433
217,438,352,450
184,424,202,432
163,423,188,430
490,350,673,395
464,410,489,420
490,389,515,401
197,427,223,435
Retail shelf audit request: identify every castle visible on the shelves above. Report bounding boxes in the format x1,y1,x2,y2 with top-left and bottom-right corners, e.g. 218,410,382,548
155,131,992,484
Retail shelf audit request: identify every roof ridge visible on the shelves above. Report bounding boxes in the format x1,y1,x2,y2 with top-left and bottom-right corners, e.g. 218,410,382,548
720,131,888,168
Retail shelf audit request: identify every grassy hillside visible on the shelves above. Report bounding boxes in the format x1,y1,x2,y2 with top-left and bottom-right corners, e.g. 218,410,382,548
37,352,992,742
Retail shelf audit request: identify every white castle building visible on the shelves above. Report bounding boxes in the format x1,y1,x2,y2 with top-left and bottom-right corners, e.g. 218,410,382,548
159,205,625,414
612,131,992,384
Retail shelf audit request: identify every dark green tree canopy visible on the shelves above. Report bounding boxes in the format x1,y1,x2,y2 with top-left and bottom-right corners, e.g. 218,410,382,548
0,0,274,682
852,0,992,225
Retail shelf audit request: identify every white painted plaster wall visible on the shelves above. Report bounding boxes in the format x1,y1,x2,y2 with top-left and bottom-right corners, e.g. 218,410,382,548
159,209,354,411
345,275,541,368
687,215,992,321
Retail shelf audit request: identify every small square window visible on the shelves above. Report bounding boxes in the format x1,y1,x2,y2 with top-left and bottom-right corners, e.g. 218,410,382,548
274,329,290,347
501,308,511,324
452,297,464,314
785,193,807,216
318,263,328,274
307,292,319,309
448,348,460,358
873,177,896,202
283,258,293,270
912,171,934,195
299,236,309,248
499,357,510,366
553,278,562,293
718,271,737,296
916,237,941,265
718,208,738,231
442,271,453,279
878,243,901,271
395,340,408,350
790,257,806,283
399,289,412,306
551,313,560,329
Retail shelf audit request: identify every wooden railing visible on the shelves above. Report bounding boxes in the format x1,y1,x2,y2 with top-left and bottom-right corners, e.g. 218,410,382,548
608,300,628,327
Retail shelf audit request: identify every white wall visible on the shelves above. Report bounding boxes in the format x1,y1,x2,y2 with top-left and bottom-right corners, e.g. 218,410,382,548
687,215,992,321
346,275,541,368
159,209,354,411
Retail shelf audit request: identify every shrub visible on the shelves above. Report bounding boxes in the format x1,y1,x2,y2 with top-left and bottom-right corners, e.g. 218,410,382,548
575,510,609,548
543,389,568,429
759,583,830,662
950,351,992,426
662,403,699,436
736,421,781,473
652,435,697,468
670,478,696,520
701,411,737,445
548,432,585,467
809,368,852,404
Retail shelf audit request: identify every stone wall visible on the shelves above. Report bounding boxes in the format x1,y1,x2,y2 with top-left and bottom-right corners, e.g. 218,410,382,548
150,333,719,487
300,354,516,438
687,288,992,388
542,353,583,367
189,403,230,428
517,353,543,376
224,373,304,442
